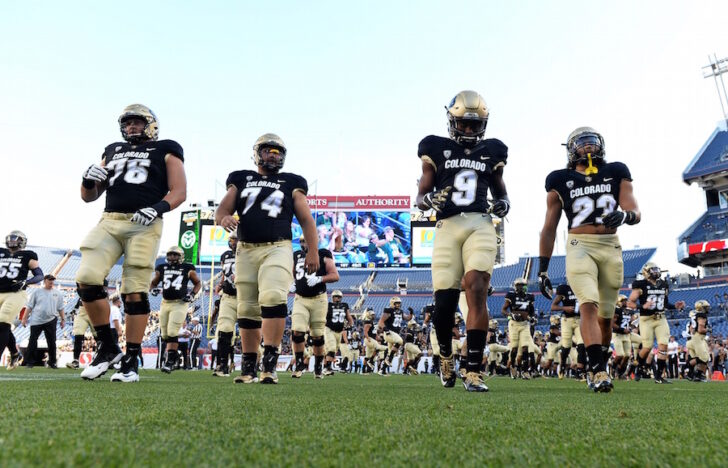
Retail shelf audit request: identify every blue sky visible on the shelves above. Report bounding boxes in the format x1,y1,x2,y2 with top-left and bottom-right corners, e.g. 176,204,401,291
1,1,726,274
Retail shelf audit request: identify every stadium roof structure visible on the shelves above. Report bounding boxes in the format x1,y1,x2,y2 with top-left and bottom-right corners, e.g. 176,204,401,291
683,126,728,183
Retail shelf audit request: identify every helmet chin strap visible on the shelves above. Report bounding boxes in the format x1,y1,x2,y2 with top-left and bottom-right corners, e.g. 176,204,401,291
584,153,599,175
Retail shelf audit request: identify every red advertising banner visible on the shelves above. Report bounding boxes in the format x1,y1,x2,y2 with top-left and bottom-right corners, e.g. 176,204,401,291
688,239,728,255
306,195,411,211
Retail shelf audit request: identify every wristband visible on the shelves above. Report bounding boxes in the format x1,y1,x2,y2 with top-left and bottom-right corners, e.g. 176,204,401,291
82,179,96,189
150,200,171,215
538,256,550,274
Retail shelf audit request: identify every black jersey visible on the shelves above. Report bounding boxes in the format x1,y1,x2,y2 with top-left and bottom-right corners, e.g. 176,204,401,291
404,330,416,343
293,248,332,297
487,327,498,344
349,337,361,350
155,262,196,300
417,135,508,220
383,307,405,333
613,306,631,334
632,278,670,315
364,319,376,338
555,284,579,317
226,170,308,243
545,161,631,230
219,249,236,296
547,325,561,343
102,139,183,213
505,291,535,320
326,301,349,332
0,248,38,293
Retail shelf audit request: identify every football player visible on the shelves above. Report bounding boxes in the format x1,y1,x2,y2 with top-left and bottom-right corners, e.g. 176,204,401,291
217,133,320,385
486,319,509,376
348,331,362,373
323,290,353,375
362,309,387,372
539,127,640,393
213,232,238,377
502,278,535,379
376,297,411,375
403,319,423,375
611,294,633,378
628,262,685,383
551,283,586,379
421,301,440,374
291,235,339,379
542,315,562,377
76,104,186,382
416,90,509,392
150,245,201,373
0,231,43,369
686,300,710,382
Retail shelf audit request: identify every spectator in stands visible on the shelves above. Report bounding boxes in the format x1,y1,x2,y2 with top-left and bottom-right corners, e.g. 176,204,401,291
381,226,409,264
317,225,333,250
366,233,389,264
355,216,374,247
22,275,65,368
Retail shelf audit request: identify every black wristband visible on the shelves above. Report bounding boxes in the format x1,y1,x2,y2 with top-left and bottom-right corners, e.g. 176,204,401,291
538,256,550,274
82,179,95,189
150,200,171,215
625,211,637,225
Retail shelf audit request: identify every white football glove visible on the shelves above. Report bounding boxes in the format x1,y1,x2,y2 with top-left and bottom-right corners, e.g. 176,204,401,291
83,164,108,183
306,276,322,287
131,207,158,226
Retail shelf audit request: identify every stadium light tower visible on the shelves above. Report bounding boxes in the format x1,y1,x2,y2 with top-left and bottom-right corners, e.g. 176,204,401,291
702,54,728,127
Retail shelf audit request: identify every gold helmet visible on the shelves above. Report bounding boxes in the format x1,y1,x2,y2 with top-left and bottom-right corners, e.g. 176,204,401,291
351,331,360,339
534,331,543,339
641,262,661,281
489,319,498,329
549,315,560,326
513,277,528,293
166,245,184,264
331,290,343,302
566,127,604,168
389,297,402,308
407,318,419,330
361,309,374,321
695,300,710,313
118,104,159,143
253,133,287,171
617,294,628,305
5,230,27,250
446,90,489,145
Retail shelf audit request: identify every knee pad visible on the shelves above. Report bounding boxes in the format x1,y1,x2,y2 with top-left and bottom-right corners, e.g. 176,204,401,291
695,358,706,365
260,288,287,308
261,304,287,319
327,351,335,358
166,336,179,344
658,350,668,357
76,283,107,302
311,337,325,347
238,318,261,330
292,332,306,344
122,293,150,315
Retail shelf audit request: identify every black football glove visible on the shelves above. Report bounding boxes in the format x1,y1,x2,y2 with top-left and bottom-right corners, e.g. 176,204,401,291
184,292,195,303
150,288,160,297
491,199,510,218
487,284,494,297
602,210,637,229
539,273,553,300
422,186,452,213
131,207,159,226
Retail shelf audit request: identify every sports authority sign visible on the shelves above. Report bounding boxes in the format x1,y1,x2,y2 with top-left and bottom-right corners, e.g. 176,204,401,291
307,196,411,211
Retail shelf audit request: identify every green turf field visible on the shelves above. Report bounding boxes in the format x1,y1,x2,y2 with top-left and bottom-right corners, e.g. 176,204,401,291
1,369,726,467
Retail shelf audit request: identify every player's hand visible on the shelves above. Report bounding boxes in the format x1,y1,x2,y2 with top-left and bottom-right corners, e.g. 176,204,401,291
304,250,319,275
491,199,510,218
539,273,553,300
563,306,575,313
184,292,195,303
487,284,494,297
150,288,160,297
82,164,108,184
131,207,158,226
602,210,637,229
306,275,322,287
21,316,28,327
422,186,452,213
60,319,65,328
644,299,655,310
220,215,238,233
